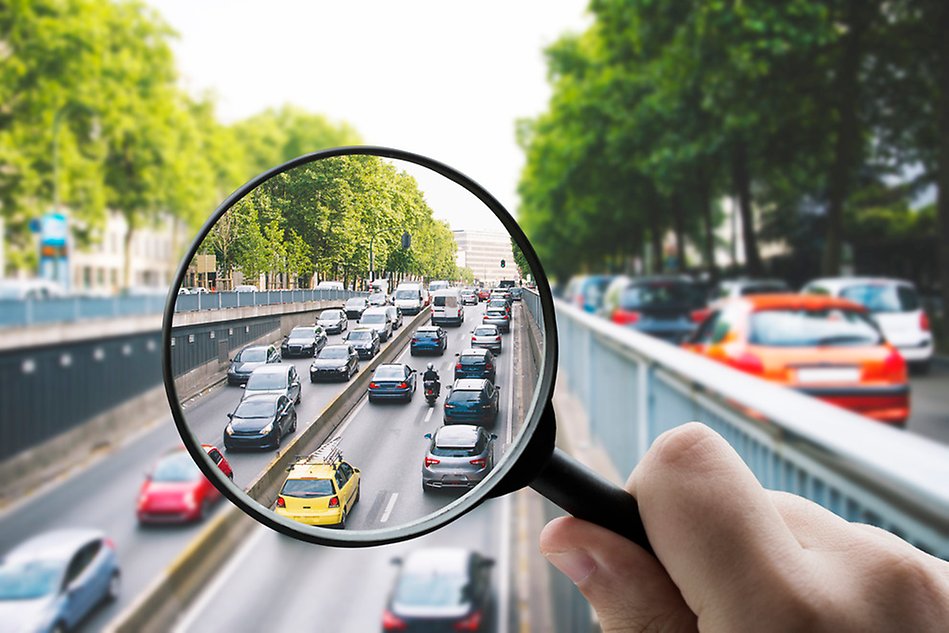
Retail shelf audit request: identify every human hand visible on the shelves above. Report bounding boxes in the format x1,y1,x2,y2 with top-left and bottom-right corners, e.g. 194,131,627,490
540,423,949,632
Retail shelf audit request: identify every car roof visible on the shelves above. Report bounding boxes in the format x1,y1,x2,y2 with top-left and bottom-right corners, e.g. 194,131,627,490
737,294,868,312
402,548,471,574
460,348,489,357
4,529,105,562
434,424,481,447
287,463,337,479
417,325,440,332
453,378,488,391
375,363,407,371
251,364,292,375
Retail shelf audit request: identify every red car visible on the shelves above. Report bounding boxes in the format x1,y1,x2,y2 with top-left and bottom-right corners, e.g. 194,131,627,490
476,288,491,302
136,445,233,524
683,295,909,424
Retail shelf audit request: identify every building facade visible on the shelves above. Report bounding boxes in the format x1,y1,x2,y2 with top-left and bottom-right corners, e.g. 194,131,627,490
452,229,516,286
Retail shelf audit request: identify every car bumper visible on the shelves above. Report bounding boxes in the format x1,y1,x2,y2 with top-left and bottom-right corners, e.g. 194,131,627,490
897,342,933,363
411,344,443,354
275,508,344,527
311,368,350,381
282,347,315,357
796,385,910,424
422,470,487,489
472,341,502,353
369,388,412,400
224,431,279,450
354,347,375,359
227,373,251,385
137,503,201,523
432,315,464,326
444,411,493,424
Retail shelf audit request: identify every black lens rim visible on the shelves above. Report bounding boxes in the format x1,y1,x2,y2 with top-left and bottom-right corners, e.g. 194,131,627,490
162,146,558,546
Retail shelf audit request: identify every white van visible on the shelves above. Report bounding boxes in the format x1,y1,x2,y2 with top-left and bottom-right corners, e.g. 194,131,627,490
371,279,389,295
394,283,425,315
317,281,344,291
431,288,464,326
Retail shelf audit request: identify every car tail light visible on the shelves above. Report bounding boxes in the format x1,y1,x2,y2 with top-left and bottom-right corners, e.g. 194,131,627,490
276,496,286,508
882,347,907,380
369,382,378,389
412,337,419,343
502,314,509,319
469,458,486,468
612,308,640,325
729,351,764,375
471,337,477,342
382,609,407,631
397,382,408,388
454,610,482,631
328,496,340,508
485,363,493,371
920,311,930,331
456,363,463,370
444,404,455,409
495,336,501,342
691,308,711,323
424,457,440,467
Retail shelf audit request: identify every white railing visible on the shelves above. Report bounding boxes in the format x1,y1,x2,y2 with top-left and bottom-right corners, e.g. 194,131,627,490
524,291,948,557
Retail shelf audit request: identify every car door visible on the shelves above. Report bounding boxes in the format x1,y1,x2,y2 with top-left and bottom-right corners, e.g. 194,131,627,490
336,462,356,511
267,346,279,363
61,541,103,627
406,366,417,390
275,396,290,436
488,382,499,414
288,367,301,401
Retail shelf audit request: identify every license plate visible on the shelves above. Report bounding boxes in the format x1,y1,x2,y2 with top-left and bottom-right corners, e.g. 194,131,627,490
797,367,860,384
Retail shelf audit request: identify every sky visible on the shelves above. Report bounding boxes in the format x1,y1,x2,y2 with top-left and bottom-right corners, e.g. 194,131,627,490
146,0,592,231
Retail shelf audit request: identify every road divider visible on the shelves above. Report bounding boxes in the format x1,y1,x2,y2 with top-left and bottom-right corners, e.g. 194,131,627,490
106,306,431,633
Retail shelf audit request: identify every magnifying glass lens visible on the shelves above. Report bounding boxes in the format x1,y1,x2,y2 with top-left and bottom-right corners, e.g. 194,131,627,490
166,150,551,546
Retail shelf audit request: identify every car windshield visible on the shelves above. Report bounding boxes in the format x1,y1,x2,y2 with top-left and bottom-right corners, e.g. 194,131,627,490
395,290,418,300
749,309,883,347
348,330,371,341
449,390,483,404
374,366,405,380
840,284,920,313
281,479,335,498
152,452,201,482
394,570,468,608
621,282,695,309
320,310,343,320
345,298,365,308
236,348,267,362
360,314,385,324
0,560,63,600
289,328,313,338
246,372,286,390
233,399,276,418
474,327,496,336
369,293,385,301
320,347,349,359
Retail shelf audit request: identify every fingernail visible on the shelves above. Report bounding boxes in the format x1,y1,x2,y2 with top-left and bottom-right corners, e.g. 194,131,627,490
545,550,596,584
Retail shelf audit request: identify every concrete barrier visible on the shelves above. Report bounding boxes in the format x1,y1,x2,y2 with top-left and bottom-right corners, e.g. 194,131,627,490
105,308,432,633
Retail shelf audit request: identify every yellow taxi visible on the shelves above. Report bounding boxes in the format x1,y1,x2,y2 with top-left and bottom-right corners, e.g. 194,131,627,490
275,440,360,528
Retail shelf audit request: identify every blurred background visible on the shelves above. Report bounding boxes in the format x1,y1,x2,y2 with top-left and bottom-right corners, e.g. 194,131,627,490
1,1,947,632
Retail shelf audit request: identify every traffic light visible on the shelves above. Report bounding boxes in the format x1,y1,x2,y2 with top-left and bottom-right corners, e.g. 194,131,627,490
500,259,506,268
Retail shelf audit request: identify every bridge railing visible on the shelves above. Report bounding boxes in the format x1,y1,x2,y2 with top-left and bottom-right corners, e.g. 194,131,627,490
523,290,948,557
0,289,367,328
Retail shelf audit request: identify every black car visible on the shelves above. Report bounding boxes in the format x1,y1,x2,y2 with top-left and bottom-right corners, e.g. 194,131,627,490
227,344,280,385
344,297,370,320
345,327,381,359
612,276,707,344
454,348,496,382
410,326,448,355
224,394,297,451
383,548,494,632
310,344,359,382
281,325,327,358
316,308,348,334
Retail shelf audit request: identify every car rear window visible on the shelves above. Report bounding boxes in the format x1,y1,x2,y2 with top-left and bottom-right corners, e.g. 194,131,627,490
840,284,920,313
153,452,201,482
461,354,486,364
345,298,365,307
281,479,335,498
749,309,883,347
416,330,438,339
449,390,483,404
620,282,694,309
474,327,496,336
374,366,405,380
432,445,477,457
394,571,467,608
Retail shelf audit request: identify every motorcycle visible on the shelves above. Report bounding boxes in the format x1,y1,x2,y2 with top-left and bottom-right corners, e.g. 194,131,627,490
423,379,440,406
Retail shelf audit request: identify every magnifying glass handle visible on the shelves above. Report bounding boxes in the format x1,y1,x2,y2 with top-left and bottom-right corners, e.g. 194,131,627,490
531,448,654,556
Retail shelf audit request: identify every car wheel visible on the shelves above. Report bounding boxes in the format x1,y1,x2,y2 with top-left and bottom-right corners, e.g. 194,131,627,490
289,413,297,433
310,376,317,383
107,571,121,602
910,360,931,375
295,392,301,405
274,432,281,451
339,510,347,530
411,350,417,356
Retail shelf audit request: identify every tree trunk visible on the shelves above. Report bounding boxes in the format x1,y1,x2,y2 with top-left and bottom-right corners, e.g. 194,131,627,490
822,0,868,276
122,219,135,289
698,174,718,284
937,0,949,332
672,196,686,272
732,141,763,276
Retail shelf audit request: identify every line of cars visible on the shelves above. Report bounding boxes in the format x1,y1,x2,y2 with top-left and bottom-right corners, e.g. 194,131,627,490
566,273,934,426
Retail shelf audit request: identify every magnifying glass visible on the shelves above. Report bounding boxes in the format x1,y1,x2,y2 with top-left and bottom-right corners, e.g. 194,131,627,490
163,146,651,553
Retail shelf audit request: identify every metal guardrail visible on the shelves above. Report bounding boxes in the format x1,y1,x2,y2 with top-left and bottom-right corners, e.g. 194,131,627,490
523,290,949,557
0,289,367,328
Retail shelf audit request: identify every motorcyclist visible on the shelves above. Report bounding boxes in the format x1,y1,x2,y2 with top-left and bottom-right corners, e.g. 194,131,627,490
422,362,440,398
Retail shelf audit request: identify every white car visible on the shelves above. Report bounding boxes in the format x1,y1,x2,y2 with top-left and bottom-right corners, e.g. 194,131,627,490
802,277,933,372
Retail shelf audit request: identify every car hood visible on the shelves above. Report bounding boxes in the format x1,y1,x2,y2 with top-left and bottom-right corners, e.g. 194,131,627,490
230,416,274,432
141,480,198,503
349,339,373,347
0,597,57,633
231,361,264,373
317,318,340,326
311,358,347,369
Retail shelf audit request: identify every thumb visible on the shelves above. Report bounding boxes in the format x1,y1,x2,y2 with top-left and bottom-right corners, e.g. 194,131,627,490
540,516,697,633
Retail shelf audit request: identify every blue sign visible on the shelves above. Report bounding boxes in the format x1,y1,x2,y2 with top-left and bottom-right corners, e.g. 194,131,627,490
40,211,68,247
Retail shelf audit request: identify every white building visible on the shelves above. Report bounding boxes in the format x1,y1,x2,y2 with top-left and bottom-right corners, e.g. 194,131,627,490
452,229,516,285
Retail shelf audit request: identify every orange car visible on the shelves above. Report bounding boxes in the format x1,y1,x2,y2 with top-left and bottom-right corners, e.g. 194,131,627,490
682,294,909,425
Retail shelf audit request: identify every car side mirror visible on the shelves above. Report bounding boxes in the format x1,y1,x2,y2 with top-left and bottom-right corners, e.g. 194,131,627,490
454,352,460,357
490,434,498,440
481,558,495,567
240,384,246,389
424,433,432,439
227,413,234,419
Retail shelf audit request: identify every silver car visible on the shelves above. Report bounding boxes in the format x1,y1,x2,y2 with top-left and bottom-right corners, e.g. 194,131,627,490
421,425,496,491
358,306,393,342
470,324,502,354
